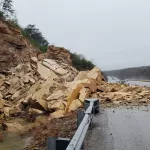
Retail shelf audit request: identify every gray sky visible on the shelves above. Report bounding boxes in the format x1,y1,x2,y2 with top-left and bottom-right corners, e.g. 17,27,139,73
13,0,150,70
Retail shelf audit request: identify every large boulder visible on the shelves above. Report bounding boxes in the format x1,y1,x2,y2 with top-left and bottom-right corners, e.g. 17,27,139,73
65,67,102,112
37,62,58,80
42,59,68,75
29,79,55,111
86,67,102,85
79,88,91,102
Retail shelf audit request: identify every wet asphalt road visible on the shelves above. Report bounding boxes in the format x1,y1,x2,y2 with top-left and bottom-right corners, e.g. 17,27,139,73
84,106,150,150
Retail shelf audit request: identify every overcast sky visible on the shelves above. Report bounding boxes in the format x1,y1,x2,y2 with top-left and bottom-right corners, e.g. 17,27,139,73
13,0,150,70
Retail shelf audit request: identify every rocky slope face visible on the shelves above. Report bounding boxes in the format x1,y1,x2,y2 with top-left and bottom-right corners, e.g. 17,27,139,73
39,45,72,65
0,19,73,72
0,19,39,71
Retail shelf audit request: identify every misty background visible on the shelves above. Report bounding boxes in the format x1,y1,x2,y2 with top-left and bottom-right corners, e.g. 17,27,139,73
13,0,150,70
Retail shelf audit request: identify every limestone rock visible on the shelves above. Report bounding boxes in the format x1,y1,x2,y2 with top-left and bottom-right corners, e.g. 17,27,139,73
68,99,83,112
11,90,20,100
29,78,35,85
41,45,72,65
31,57,38,64
0,75,5,88
2,122,24,132
9,106,22,117
139,99,147,103
75,71,87,81
46,90,64,101
79,88,91,102
65,82,83,112
30,99,48,111
37,62,58,80
42,59,68,75
50,110,65,119
97,86,108,92
5,81,11,85
28,108,44,115
65,76,98,112
0,99,4,109
0,86,5,91
0,92,3,100
3,107,10,118
48,100,65,111
65,73,75,82
29,79,56,111
86,67,102,85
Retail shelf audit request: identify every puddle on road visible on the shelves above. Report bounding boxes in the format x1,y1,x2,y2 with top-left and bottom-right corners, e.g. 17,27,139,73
0,132,31,150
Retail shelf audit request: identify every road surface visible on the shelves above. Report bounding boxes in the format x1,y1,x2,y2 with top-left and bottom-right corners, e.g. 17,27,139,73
108,76,150,87
84,106,150,150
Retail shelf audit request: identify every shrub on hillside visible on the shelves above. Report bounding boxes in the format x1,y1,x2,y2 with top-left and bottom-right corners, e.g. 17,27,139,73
70,53,95,71
21,28,48,52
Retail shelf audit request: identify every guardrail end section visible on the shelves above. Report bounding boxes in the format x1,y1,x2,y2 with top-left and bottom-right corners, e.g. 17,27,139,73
47,137,70,150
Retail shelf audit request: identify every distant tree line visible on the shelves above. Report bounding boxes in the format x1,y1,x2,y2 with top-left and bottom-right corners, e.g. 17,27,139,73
104,66,150,80
0,0,95,70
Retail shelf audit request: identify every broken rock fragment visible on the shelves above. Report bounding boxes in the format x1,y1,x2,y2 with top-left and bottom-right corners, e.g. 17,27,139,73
50,110,65,119
46,90,64,101
68,99,83,112
0,74,5,88
28,108,44,115
79,88,91,102
31,57,38,64
48,100,65,111
2,122,24,132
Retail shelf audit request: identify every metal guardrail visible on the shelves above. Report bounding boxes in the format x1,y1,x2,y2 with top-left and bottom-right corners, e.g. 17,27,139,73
47,99,99,150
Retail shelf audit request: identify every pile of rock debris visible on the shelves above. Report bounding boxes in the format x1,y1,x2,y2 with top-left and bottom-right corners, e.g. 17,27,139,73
0,56,78,120
1,57,150,124
91,81,150,107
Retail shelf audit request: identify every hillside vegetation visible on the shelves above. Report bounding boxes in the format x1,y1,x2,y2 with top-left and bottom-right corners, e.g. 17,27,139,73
0,0,95,71
104,66,150,80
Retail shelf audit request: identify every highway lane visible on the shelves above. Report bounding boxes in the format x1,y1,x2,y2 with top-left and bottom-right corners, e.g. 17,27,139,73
84,106,150,150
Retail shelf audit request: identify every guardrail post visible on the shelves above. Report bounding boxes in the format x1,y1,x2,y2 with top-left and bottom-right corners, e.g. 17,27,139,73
47,137,70,150
84,99,100,114
47,137,56,150
77,110,85,127
56,138,70,150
